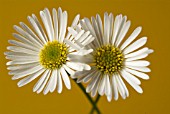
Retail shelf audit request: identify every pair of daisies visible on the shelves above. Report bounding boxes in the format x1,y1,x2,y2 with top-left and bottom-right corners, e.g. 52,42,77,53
5,7,153,102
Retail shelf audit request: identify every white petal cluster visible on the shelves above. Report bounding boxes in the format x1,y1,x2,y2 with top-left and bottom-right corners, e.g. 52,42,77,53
5,7,94,95
74,13,153,101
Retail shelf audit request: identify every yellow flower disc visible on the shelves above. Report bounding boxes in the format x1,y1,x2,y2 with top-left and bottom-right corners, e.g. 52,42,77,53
39,41,68,70
94,45,124,75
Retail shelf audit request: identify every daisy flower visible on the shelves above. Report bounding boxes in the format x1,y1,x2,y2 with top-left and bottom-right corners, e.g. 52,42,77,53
5,7,94,95
73,13,154,101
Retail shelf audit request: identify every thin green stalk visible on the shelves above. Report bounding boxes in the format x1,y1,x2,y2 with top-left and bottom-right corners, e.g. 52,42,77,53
73,79,101,114
90,95,101,114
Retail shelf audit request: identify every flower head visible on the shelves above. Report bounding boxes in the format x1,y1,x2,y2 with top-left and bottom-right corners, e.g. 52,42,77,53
73,13,153,101
5,7,94,95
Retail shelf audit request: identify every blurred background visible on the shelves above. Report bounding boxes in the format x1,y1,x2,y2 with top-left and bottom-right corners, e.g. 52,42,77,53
0,0,170,114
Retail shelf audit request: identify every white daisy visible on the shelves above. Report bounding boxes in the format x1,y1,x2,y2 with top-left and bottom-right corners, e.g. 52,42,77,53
5,7,94,95
73,13,154,101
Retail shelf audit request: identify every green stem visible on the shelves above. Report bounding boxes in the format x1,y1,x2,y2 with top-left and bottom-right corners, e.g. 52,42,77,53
90,95,101,114
73,79,101,114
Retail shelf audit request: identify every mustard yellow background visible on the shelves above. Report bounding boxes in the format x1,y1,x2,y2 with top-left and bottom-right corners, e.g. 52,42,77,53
0,0,170,114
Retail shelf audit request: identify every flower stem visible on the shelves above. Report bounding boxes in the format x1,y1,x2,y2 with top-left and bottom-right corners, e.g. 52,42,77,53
73,79,101,114
90,95,101,114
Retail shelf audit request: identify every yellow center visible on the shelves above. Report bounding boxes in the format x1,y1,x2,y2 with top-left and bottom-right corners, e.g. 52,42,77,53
94,45,124,75
39,40,68,70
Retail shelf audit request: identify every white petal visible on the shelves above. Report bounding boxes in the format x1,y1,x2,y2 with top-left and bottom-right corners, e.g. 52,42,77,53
76,49,93,56
91,76,101,97
86,73,100,93
60,11,67,42
5,51,37,56
7,62,39,71
6,55,38,61
31,14,49,42
40,11,53,42
84,18,96,38
12,33,42,48
76,31,90,43
96,14,104,44
107,76,113,102
81,35,95,46
6,60,38,66
7,46,39,56
74,68,94,78
123,37,147,55
125,47,148,58
36,70,51,94
33,70,50,92
120,26,142,50
112,76,119,100
105,75,111,96
125,68,149,80
68,27,77,38
12,65,43,80
117,74,129,97
107,93,112,102
122,69,141,85
50,70,58,92
121,70,143,93
115,75,126,99
52,8,59,40
66,62,83,71
98,75,106,96
71,14,80,27
125,60,150,67
115,15,127,42
112,15,121,45
104,12,110,44
75,62,91,70
125,53,148,61
63,65,75,77
73,40,84,49
9,64,39,75
13,25,42,48
57,69,63,93
84,18,100,47
8,40,39,52
68,54,93,63
17,68,45,87
44,8,55,41
27,16,47,44
146,49,154,54
74,30,85,40
5,52,38,59
82,70,97,83
91,17,102,45
74,24,82,33
43,70,56,95
127,66,151,72
19,22,44,45
109,13,114,43
115,21,131,47
64,39,81,50
58,7,64,42
79,20,89,32
76,70,96,83
60,67,71,89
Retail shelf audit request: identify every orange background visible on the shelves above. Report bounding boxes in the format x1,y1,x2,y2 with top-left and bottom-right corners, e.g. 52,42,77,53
0,0,170,114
